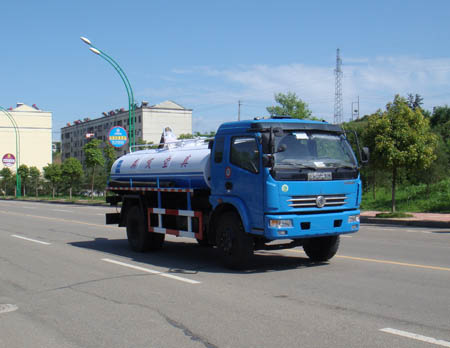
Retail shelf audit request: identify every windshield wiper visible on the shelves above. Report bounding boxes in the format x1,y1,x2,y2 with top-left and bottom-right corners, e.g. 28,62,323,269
332,165,357,171
276,163,317,170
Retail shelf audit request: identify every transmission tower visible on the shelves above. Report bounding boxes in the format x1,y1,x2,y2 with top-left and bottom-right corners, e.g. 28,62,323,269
334,48,343,124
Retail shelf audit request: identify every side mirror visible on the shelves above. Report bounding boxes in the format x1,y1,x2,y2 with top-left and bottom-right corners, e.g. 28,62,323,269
361,147,370,164
273,127,284,137
208,140,214,150
262,154,274,167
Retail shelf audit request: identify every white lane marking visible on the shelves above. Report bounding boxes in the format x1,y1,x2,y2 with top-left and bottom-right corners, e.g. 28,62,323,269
11,235,51,245
341,235,352,238
101,258,201,284
0,304,18,314
52,209,72,213
405,229,432,234
380,328,450,347
0,201,36,209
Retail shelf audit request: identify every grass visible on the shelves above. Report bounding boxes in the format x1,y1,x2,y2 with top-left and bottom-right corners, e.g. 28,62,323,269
0,195,108,205
375,212,413,218
361,178,450,213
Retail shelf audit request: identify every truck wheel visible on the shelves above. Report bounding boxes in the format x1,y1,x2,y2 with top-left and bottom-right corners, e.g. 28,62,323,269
303,235,340,262
216,211,254,269
126,205,164,252
196,238,211,247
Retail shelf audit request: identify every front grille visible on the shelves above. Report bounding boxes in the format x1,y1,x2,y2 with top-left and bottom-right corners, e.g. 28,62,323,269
288,194,347,208
271,170,358,181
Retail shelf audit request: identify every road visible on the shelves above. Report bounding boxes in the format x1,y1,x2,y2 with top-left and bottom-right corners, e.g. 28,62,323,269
0,200,449,348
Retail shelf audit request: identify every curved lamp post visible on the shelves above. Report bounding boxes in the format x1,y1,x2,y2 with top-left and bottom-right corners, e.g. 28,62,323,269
0,106,21,196
80,36,136,149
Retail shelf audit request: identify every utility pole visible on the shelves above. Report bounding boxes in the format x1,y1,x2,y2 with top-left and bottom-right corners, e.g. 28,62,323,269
351,96,360,121
238,100,241,121
334,48,343,124
357,96,360,120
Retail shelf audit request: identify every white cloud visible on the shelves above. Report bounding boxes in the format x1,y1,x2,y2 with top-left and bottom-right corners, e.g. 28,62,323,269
139,56,450,131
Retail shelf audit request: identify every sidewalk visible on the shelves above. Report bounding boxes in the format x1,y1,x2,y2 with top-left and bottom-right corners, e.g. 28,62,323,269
361,211,450,228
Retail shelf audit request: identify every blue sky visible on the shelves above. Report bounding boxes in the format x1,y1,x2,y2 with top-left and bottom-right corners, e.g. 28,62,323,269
1,0,450,140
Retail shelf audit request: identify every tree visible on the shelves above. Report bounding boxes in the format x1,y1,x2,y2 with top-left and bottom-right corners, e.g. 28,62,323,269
0,167,13,196
17,164,29,196
83,139,105,198
135,138,156,149
103,143,117,174
61,158,83,200
430,106,450,158
406,93,424,111
430,105,450,128
29,166,41,198
365,95,437,212
179,133,195,139
266,92,313,119
43,163,62,198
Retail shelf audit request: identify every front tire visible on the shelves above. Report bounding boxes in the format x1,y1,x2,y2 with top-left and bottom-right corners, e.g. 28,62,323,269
126,205,164,252
216,211,254,269
303,235,340,262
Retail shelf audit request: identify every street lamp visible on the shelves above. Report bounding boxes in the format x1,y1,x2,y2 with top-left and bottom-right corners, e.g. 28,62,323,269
80,36,136,149
0,106,21,196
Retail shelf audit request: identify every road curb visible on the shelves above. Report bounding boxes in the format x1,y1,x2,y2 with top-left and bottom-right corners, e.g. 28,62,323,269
361,216,450,229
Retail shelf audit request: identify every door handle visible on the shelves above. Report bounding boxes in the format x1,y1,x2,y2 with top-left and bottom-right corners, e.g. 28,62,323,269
225,182,233,191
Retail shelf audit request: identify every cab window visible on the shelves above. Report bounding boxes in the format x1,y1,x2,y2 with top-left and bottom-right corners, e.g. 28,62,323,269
230,137,259,174
214,136,225,163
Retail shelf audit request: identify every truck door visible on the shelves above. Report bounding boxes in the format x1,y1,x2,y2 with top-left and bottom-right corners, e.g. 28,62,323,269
227,136,264,229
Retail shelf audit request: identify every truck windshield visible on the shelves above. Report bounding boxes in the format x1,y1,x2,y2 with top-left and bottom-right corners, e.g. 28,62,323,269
274,132,357,169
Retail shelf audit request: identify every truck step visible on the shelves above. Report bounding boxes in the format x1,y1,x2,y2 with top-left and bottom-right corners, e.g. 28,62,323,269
106,213,120,225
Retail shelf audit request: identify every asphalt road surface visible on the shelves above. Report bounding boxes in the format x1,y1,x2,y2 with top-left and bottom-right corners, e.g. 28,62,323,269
0,200,449,348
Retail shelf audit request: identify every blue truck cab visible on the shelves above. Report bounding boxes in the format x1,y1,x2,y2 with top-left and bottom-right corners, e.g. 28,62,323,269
208,117,363,266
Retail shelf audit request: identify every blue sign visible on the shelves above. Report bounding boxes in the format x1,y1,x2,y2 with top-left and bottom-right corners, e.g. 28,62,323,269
108,126,128,148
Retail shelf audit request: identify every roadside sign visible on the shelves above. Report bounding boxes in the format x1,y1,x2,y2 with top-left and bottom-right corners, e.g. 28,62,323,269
108,126,128,148
2,153,15,167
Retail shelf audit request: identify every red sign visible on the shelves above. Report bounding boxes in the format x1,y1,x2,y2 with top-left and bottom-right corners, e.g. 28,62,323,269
2,153,15,167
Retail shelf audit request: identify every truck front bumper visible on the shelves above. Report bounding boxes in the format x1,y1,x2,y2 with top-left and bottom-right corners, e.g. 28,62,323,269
264,210,360,240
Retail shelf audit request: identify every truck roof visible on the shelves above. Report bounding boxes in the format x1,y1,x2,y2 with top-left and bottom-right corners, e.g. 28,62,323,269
216,118,343,134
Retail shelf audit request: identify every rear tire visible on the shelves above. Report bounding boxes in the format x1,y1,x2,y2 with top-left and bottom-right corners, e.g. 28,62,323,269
216,211,254,269
303,235,340,262
126,205,164,252
196,238,211,247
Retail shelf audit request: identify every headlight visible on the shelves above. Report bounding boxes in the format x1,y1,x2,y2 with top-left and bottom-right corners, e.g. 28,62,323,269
269,219,293,228
348,215,360,223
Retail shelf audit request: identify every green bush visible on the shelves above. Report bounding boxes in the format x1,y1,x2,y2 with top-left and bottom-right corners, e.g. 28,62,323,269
362,178,450,213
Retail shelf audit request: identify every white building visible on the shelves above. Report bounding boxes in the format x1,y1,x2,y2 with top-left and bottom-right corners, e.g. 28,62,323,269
0,103,52,171
61,100,192,163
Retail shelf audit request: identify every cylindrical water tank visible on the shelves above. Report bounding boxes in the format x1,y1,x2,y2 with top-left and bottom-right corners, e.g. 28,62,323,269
109,140,211,189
